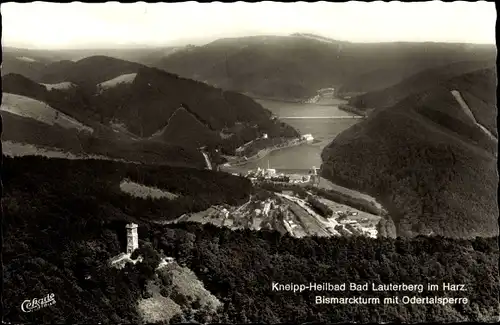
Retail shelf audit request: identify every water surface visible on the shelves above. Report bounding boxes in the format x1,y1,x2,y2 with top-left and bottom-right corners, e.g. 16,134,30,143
237,98,361,171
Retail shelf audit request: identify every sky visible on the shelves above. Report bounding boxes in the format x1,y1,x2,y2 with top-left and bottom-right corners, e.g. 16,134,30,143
1,1,496,49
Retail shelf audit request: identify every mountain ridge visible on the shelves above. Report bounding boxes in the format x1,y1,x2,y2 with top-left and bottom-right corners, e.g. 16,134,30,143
152,37,496,100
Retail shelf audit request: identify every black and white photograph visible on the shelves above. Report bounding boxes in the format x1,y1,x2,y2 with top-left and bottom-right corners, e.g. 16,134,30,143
1,1,498,323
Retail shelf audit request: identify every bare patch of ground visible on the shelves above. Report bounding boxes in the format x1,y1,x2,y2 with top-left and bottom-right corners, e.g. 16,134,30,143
41,81,76,90
317,197,380,238
451,90,497,141
317,177,383,210
138,261,221,324
97,73,137,90
16,56,36,62
119,179,179,200
2,140,133,163
1,93,93,133
138,295,182,324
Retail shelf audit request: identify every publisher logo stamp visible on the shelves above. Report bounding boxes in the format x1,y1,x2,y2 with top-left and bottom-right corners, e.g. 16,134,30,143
21,293,56,312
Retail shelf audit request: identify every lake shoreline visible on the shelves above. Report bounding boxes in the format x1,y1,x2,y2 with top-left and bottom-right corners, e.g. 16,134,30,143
224,138,311,168
225,97,361,172
338,104,370,117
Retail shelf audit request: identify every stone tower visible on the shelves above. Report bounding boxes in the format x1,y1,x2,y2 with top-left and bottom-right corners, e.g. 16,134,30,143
126,223,139,254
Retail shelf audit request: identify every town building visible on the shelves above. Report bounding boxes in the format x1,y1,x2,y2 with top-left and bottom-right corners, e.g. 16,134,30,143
301,134,314,142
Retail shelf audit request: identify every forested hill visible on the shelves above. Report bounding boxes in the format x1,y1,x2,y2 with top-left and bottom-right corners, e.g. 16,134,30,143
4,40,494,103
1,55,299,159
321,67,498,239
151,35,495,100
1,155,250,323
3,155,498,323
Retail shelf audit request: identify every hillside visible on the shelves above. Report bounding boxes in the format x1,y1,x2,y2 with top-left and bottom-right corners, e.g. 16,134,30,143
151,34,496,100
1,51,52,81
321,68,498,239
37,56,144,87
3,155,498,323
2,55,299,158
2,155,252,323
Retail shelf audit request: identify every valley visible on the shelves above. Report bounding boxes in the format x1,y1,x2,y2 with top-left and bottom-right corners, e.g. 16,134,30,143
1,2,498,324
222,97,362,170
161,185,381,239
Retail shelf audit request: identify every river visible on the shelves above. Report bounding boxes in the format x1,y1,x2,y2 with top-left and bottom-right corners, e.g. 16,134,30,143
233,98,362,172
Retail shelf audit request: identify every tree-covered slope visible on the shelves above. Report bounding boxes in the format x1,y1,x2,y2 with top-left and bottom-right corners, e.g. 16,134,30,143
153,35,495,100
321,68,498,238
3,155,498,323
2,56,299,157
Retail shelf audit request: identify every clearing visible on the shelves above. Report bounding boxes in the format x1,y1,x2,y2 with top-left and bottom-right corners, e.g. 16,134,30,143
450,90,497,141
97,73,137,90
1,93,93,134
41,81,76,90
119,179,179,200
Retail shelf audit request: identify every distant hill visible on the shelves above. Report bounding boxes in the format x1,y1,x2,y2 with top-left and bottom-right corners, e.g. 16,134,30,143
1,52,51,81
36,56,144,87
1,55,299,162
151,35,496,100
1,46,181,75
4,40,495,102
321,67,498,239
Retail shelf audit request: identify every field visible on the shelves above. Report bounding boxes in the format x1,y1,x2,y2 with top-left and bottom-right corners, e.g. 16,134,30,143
2,140,131,162
317,177,383,209
98,73,138,90
119,179,180,200
1,92,93,133
317,197,381,238
41,81,76,90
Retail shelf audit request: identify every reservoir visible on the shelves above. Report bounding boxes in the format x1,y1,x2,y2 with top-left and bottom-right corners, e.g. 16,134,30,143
236,98,362,171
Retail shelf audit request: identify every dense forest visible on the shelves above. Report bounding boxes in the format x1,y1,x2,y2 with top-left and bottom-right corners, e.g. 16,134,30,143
2,155,252,323
3,155,499,323
4,204,499,324
155,222,499,324
321,68,498,239
2,157,499,323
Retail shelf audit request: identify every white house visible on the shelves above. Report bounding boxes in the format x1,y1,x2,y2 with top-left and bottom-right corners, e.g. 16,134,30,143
301,134,314,142
265,169,276,177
